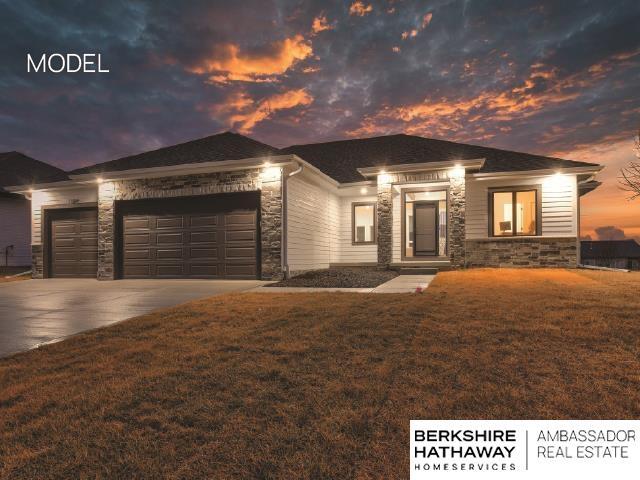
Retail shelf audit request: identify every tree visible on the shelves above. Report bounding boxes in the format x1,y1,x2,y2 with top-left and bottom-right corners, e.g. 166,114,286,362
619,129,640,200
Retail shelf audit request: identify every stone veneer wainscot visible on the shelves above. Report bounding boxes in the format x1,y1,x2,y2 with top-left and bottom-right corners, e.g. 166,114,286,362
465,237,578,268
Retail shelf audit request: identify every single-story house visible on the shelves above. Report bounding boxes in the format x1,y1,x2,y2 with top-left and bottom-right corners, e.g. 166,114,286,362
0,152,68,268
581,240,640,270
6,132,603,280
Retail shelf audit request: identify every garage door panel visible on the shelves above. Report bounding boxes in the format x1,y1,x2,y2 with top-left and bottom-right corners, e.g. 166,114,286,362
156,217,184,229
157,233,183,244
49,208,98,278
119,194,258,279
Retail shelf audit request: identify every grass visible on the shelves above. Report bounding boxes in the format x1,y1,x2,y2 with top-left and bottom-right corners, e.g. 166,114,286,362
1,268,639,478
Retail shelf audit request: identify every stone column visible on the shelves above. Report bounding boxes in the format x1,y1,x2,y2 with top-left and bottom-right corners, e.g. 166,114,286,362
97,181,116,280
377,177,393,268
448,174,466,268
31,245,43,279
260,169,283,280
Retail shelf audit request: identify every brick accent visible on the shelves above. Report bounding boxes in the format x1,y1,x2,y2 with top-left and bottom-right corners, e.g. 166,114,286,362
465,237,578,267
31,244,43,279
96,169,283,281
448,175,466,267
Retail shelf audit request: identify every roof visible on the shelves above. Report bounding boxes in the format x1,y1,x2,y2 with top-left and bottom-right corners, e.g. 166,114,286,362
581,240,640,259
0,152,69,190
70,131,283,175
282,134,600,183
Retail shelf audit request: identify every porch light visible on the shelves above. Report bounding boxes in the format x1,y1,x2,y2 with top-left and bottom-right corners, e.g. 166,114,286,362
360,187,368,194
449,164,465,178
260,165,281,181
377,170,392,185
96,177,104,184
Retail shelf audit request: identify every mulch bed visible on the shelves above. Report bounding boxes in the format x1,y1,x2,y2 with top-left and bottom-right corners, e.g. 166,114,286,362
266,267,398,288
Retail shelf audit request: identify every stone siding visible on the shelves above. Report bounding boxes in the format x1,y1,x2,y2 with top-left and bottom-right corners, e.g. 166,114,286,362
448,175,466,267
465,237,578,268
97,169,283,280
31,244,43,279
376,182,393,267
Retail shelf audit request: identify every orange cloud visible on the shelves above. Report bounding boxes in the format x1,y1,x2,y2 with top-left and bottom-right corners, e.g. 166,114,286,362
422,13,433,28
211,89,313,133
401,29,418,40
392,46,401,53
312,14,333,33
349,1,372,16
190,35,312,83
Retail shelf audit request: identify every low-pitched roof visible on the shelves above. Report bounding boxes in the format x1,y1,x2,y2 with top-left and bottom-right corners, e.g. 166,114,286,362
70,131,283,175
282,134,599,183
581,240,640,259
0,152,69,192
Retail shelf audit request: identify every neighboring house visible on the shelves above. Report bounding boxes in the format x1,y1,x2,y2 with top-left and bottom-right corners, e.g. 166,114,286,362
5,132,603,280
581,240,640,270
0,152,68,268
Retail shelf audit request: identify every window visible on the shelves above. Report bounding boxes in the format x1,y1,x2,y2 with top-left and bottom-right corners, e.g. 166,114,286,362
490,188,539,236
352,203,376,244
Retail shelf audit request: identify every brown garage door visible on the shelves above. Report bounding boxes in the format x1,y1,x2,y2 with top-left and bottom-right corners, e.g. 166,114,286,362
117,193,259,279
48,207,98,278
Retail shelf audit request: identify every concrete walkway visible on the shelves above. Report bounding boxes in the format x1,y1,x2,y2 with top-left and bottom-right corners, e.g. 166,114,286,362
250,274,436,294
371,274,436,293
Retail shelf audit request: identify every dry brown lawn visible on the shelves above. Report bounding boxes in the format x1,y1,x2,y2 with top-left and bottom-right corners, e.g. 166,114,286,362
0,276,29,284
1,268,639,478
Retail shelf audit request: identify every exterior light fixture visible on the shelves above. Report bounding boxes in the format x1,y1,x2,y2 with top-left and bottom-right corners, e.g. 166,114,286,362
378,170,392,185
450,164,465,178
360,187,368,195
96,177,104,184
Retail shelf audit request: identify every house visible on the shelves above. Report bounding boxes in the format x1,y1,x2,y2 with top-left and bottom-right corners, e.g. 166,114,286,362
581,240,640,270
0,152,68,268
5,132,603,280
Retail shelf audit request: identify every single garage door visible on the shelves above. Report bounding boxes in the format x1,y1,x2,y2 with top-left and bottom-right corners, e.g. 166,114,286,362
117,193,259,279
48,207,98,278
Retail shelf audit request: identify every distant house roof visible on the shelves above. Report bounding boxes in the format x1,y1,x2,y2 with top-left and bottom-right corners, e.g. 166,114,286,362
282,134,600,183
0,152,69,193
581,240,640,259
70,132,283,175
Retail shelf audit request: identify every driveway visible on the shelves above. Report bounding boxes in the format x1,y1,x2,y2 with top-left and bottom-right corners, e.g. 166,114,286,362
0,278,266,357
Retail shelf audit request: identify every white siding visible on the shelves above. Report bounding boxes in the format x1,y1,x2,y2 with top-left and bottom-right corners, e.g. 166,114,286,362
31,187,98,244
286,175,338,272
466,174,578,239
0,197,31,266
335,195,378,264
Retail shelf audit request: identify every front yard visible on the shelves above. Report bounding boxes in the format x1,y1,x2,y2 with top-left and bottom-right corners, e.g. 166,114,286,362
1,269,639,478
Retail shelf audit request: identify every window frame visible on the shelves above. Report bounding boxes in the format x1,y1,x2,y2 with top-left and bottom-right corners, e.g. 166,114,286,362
488,185,542,237
352,202,377,245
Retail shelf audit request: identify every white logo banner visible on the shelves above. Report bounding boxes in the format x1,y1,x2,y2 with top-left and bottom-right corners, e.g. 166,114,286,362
411,420,640,479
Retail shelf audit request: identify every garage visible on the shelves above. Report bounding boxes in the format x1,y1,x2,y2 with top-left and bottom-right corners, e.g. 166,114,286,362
116,192,259,279
47,207,99,278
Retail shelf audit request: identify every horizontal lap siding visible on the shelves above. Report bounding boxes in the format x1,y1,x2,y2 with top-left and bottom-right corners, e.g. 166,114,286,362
0,198,31,266
336,195,377,264
31,187,98,245
286,175,337,272
466,175,577,239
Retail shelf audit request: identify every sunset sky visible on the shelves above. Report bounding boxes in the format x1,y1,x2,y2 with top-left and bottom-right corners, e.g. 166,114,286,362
1,0,639,239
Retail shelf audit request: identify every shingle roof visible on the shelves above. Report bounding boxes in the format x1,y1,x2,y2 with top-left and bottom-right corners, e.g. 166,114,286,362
282,134,599,183
581,240,640,259
0,152,69,189
70,131,283,175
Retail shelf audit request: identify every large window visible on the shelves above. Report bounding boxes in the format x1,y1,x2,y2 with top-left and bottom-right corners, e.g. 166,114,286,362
490,188,539,236
352,203,376,244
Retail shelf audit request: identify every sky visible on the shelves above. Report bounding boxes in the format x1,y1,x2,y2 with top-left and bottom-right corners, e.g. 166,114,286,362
0,0,639,239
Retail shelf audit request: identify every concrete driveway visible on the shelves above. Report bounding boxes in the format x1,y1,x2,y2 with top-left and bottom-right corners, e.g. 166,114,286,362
0,278,266,357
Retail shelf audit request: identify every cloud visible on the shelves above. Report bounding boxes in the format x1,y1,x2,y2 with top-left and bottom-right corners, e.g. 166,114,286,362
188,35,312,83
311,14,333,34
349,1,372,17
422,13,433,28
594,226,627,240
211,89,313,133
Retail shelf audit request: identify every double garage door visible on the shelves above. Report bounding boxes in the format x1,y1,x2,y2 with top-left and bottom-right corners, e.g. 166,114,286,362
47,193,259,279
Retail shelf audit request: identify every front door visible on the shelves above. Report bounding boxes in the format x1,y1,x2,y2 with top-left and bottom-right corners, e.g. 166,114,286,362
413,201,438,256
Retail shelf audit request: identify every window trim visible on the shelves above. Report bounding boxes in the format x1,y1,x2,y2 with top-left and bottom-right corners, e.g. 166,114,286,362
352,202,377,245
488,185,542,237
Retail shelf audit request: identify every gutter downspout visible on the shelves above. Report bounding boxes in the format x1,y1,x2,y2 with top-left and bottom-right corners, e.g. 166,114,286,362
282,162,304,279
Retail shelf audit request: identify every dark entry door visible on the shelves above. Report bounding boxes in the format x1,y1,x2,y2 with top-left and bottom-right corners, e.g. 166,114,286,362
49,208,98,278
118,193,259,279
413,201,438,256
